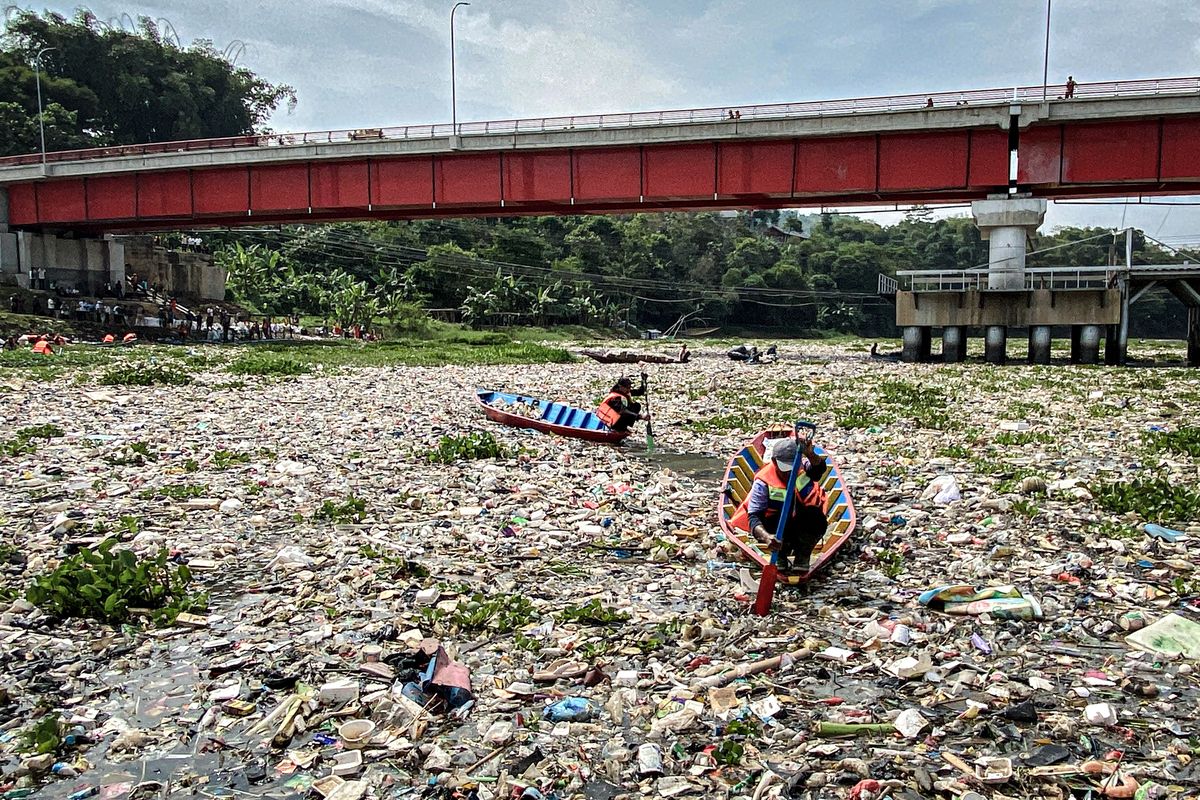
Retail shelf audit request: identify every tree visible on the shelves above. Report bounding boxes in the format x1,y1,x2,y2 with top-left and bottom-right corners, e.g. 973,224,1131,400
0,10,295,156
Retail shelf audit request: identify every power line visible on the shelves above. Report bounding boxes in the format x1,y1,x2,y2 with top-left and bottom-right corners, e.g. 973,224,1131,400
191,224,883,304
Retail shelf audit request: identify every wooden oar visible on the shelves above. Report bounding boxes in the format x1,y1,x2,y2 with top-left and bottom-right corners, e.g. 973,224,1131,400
753,426,805,616
641,370,655,453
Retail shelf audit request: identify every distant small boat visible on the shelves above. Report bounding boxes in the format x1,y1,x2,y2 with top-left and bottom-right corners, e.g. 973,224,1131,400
475,389,630,444
718,426,857,584
580,350,685,365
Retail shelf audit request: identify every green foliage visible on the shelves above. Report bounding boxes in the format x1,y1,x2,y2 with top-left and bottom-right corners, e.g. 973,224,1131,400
1171,577,1200,598
556,599,630,626
1004,400,1045,420
106,441,157,466
938,444,972,459
0,423,64,456
429,432,509,463
638,618,684,655
1092,478,1200,524
513,632,543,652
19,715,61,755
448,592,537,633
313,495,367,524
876,549,904,579
686,411,774,435
713,739,745,767
1088,519,1141,541
724,719,762,739
357,544,429,579
212,449,252,469
26,538,206,625
836,403,890,430
996,431,1054,446
1,10,295,157
228,354,312,377
139,483,209,500
1010,499,1041,519
100,364,191,386
1145,426,1200,458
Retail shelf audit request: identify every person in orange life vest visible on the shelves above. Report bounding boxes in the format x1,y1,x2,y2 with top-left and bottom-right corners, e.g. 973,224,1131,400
103,334,115,344
735,436,828,572
596,375,649,432
31,335,54,355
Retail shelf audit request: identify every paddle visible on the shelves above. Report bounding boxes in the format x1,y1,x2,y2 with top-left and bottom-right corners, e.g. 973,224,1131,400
752,423,807,617
641,370,655,453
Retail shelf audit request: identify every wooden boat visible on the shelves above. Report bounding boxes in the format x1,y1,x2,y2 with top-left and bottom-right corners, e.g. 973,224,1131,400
718,426,857,583
475,389,630,444
580,350,684,365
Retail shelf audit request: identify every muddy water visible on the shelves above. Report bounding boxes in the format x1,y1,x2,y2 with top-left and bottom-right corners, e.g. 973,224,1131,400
630,449,725,485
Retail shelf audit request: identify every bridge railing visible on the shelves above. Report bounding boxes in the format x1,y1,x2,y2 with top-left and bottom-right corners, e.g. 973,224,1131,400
898,266,1121,292
1,75,1197,168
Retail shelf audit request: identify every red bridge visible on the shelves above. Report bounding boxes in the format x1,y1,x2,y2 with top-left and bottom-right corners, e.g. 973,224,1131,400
1,77,1199,232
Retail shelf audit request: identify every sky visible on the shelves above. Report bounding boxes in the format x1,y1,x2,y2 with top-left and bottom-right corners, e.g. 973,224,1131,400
19,0,1200,242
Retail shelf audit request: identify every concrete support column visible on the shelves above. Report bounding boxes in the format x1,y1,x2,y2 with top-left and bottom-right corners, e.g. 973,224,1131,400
1028,325,1052,365
1077,324,1102,365
985,325,1008,364
1188,307,1200,367
1104,325,1124,366
902,326,931,363
971,196,1048,291
941,326,966,363
106,238,126,287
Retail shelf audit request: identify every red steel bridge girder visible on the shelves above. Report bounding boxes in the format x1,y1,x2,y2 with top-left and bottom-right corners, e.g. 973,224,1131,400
3,116,1200,232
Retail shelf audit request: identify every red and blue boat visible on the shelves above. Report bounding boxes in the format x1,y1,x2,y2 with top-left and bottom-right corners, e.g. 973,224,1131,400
475,389,630,444
718,426,857,583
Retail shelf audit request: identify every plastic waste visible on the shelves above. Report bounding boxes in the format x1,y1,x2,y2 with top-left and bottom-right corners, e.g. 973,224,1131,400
1084,702,1118,726
543,697,597,722
267,546,315,570
922,475,961,504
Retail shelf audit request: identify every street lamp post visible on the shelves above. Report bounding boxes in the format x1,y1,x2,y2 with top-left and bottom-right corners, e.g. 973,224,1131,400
450,2,470,135
1041,0,1052,103
33,46,56,168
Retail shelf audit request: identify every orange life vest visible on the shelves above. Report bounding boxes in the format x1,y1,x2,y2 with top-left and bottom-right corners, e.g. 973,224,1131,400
31,340,52,355
595,390,629,428
103,334,115,343
122,333,137,343
729,459,827,532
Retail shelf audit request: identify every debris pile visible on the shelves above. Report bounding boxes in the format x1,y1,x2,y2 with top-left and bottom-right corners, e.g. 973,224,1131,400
0,339,1198,799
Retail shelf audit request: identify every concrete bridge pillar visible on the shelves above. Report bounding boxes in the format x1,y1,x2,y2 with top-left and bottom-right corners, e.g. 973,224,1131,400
1028,325,1052,365
1074,324,1102,365
985,325,1008,364
941,326,966,362
902,326,931,363
972,196,1048,291
1188,307,1200,367
1104,325,1125,365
